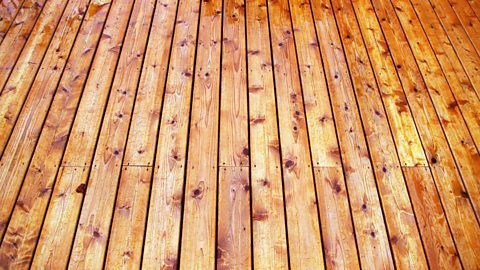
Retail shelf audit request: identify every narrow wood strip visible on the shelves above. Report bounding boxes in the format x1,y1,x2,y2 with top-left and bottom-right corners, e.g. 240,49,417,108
288,0,360,268
267,0,324,267
314,167,359,269
0,0,26,43
423,0,480,98
402,166,461,269
0,0,68,155
29,1,135,268
0,0,108,267
0,0,83,240
390,0,480,225
218,0,249,167
104,166,152,269
216,0,251,268
68,0,155,267
141,0,201,266
310,0,395,268
371,0,480,267
441,0,480,56
179,0,222,267
410,0,480,148
350,0,461,266
217,167,251,269
0,0,46,93
105,0,178,267
245,0,289,267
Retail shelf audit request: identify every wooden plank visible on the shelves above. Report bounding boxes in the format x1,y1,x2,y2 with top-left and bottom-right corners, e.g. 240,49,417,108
0,0,26,43
310,0,394,268
216,0,251,268
179,0,222,268
410,0,480,148
441,0,480,56
390,0,480,228
0,0,109,267
104,166,152,269
217,167,251,269
245,0,289,267
267,0,324,267
68,0,155,267
331,0,428,268
313,167,359,269
288,0,360,268
105,0,178,268
141,0,201,266
0,0,46,93
370,0,480,268
28,0,135,268
0,0,67,155
402,166,461,269
349,0,461,267
0,0,91,241
423,0,480,98
218,2,249,168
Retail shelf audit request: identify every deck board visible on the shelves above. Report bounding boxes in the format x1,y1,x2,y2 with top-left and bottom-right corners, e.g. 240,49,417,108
0,0,479,268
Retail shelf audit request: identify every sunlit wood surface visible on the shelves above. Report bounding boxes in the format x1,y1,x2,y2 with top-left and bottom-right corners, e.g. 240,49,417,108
0,0,479,268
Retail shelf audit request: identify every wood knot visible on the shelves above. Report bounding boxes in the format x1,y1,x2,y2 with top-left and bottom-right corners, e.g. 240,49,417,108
332,182,341,193
285,159,295,168
252,210,268,221
390,235,399,244
76,184,87,194
191,181,205,199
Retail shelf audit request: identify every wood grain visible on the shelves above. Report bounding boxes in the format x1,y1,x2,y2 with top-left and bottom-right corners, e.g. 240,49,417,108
0,0,78,241
371,0,480,267
288,0,360,268
440,0,480,56
332,0,428,268
216,0,251,268
105,0,178,268
180,0,222,267
267,0,324,267
141,0,201,266
245,0,289,267
390,0,480,229
0,0,46,94
423,0,480,98
0,0,109,268
29,0,135,268
68,0,155,267
351,0,462,267
0,0,478,268
0,0,26,43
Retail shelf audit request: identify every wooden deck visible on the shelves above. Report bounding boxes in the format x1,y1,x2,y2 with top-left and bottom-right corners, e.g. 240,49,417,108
0,0,479,268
